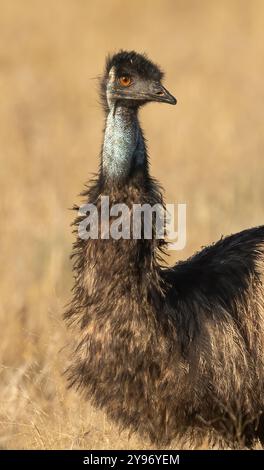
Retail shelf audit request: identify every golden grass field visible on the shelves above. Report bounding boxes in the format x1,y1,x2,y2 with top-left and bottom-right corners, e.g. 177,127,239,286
0,0,264,449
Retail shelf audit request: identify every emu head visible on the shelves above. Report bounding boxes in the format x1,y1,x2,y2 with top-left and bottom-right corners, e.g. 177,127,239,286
100,50,177,111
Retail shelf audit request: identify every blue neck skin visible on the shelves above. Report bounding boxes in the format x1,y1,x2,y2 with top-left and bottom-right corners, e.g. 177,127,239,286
102,104,146,181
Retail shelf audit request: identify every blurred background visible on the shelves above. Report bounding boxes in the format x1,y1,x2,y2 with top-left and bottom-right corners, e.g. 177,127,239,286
0,0,264,449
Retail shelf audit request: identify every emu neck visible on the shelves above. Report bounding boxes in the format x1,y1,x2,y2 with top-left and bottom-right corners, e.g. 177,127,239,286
102,105,146,181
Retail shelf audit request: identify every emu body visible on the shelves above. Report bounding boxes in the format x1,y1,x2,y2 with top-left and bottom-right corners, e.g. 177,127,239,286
65,51,264,447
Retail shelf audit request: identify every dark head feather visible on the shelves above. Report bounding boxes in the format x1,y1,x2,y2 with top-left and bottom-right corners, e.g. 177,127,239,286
100,50,164,111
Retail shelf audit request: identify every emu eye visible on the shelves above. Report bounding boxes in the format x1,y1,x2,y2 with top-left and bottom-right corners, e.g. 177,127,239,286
119,75,132,87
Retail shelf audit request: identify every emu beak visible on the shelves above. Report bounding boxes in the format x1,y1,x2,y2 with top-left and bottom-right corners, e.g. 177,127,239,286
113,82,177,105
150,84,177,105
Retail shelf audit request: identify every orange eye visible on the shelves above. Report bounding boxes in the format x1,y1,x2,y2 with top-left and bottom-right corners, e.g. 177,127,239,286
119,75,132,87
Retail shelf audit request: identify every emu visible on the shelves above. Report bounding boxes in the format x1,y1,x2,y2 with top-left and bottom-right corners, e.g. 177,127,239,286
65,51,264,448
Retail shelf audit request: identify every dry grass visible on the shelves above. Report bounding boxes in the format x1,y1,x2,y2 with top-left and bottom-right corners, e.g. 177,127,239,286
0,0,264,449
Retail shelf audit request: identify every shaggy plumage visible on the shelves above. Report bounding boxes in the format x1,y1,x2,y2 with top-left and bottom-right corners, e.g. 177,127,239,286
65,51,264,448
